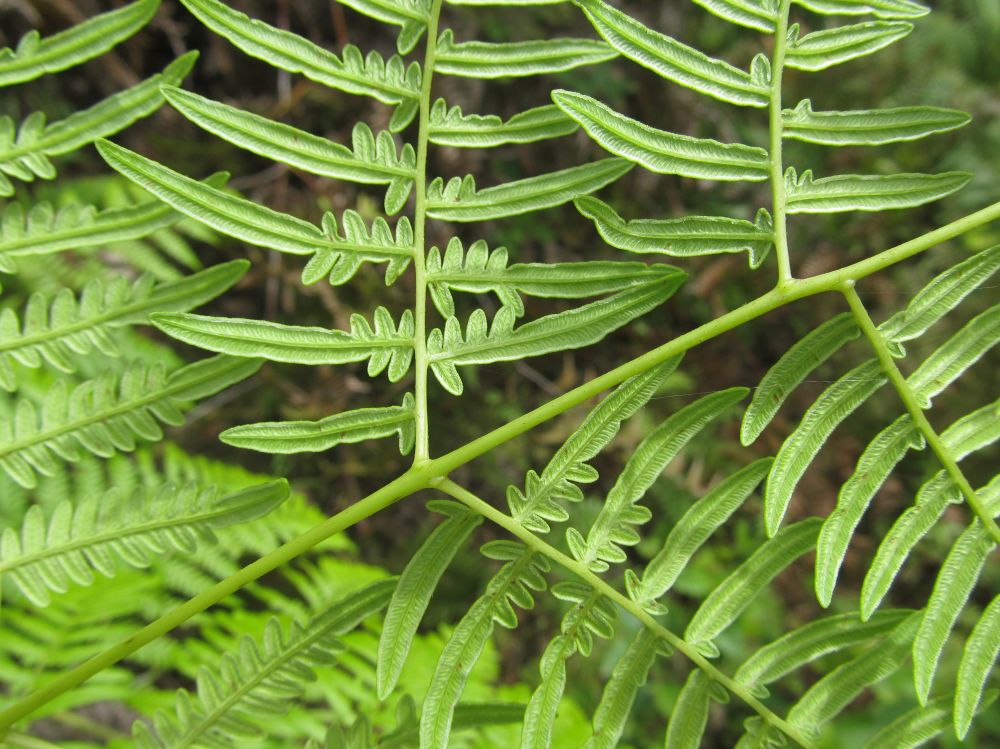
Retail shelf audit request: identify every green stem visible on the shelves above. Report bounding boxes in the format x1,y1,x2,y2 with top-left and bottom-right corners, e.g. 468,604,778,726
3,200,999,731
1,733,62,749
769,0,793,284
842,284,1000,543
435,479,819,749
411,0,446,462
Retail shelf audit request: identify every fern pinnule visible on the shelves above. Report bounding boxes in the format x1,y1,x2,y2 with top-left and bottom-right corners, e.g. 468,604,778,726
433,30,618,78
427,99,577,148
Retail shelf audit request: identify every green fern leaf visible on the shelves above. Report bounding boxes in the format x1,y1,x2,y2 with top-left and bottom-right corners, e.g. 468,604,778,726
786,611,920,735
0,0,158,86
879,246,1000,351
425,158,632,222
860,472,956,620
864,692,995,749
784,168,971,214
691,0,779,33
782,100,970,146
575,196,773,269
734,609,912,695
907,303,1000,407
509,358,679,533
428,100,577,148
741,313,860,446
632,458,773,612
685,518,822,652
134,578,396,749
0,355,260,489
426,236,678,316
338,0,431,54
0,479,287,606
583,628,665,749
0,172,227,273
575,387,748,573
420,542,548,749
912,509,997,703
553,90,769,181
764,359,886,535
178,0,420,128
377,500,482,700
785,21,913,71
794,0,929,19
427,277,683,395
956,598,1000,738
0,53,196,196
664,670,713,749
162,86,416,214
435,30,616,78
0,261,246,391
815,415,925,606
220,392,415,455
151,307,414,380
574,0,770,107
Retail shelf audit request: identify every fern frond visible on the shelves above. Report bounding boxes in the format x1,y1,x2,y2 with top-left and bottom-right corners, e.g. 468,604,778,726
784,168,971,214
0,52,197,196
583,628,665,749
572,388,748,573
426,158,632,222
0,355,260,489
428,100,577,148
764,359,886,535
795,0,929,21
785,21,913,72
553,90,769,181
664,669,713,749
427,276,683,395
152,307,414,380
0,262,247,391
956,596,1000,738
435,30,617,78
178,0,421,129
162,87,417,214
734,609,913,697
420,542,548,749
509,358,679,533
815,415,925,606
220,392,415,455
630,457,773,614
0,0,158,87
575,197,773,269
0,480,288,607
377,500,482,700
786,611,920,737
133,578,396,749
782,100,970,146
691,0,779,33
864,692,995,749
685,518,822,655
426,236,676,316
574,0,770,107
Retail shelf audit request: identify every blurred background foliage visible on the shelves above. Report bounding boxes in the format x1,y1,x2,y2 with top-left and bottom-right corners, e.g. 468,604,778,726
0,1,997,746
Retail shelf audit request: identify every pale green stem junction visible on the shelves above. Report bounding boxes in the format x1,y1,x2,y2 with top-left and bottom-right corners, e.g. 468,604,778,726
842,283,1000,544
435,478,820,749
769,0,794,284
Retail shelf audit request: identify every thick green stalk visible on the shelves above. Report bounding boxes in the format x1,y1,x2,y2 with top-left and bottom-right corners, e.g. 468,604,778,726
435,479,819,749
3,200,999,731
411,0,446,462
769,0,794,283
842,283,1000,543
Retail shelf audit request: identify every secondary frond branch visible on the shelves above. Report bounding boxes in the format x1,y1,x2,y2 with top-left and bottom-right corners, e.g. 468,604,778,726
841,283,1000,543
434,478,820,749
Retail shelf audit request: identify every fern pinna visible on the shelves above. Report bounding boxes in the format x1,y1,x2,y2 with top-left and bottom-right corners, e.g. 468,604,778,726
0,0,998,748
